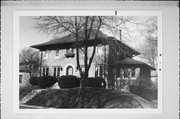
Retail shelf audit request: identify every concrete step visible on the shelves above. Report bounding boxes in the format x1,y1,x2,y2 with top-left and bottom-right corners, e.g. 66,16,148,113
20,89,43,104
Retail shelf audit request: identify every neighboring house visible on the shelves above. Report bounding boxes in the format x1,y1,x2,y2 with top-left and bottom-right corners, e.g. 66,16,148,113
19,65,31,87
31,31,156,89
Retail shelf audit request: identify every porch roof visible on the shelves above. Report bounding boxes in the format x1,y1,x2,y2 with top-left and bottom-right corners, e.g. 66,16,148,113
31,31,139,56
114,57,156,70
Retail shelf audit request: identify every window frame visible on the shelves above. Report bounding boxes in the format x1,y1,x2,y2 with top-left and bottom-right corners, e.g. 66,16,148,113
94,64,104,77
66,65,73,75
53,66,61,77
19,74,23,83
55,50,60,58
43,51,48,59
42,67,49,76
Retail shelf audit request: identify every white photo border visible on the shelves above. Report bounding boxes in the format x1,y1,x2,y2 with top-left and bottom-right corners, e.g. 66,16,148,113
13,10,162,114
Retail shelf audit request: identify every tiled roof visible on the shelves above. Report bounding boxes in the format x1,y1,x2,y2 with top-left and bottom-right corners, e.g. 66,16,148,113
114,57,156,70
31,31,139,55
31,30,108,48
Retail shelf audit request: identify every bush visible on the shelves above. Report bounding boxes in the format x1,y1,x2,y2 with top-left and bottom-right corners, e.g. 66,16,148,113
130,85,157,101
58,75,80,88
37,76,58,89
29,77,39,86
82,77,106,88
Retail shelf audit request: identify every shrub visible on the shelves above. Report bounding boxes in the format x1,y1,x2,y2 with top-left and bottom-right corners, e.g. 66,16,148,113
80,77,106,88
58,75,80,88
37,76,58,89
130,85,157,101
29,77,39,86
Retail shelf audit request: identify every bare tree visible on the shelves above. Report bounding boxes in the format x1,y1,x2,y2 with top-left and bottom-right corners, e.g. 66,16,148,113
138,16,158,68
109,16,158,68
19,47,39,77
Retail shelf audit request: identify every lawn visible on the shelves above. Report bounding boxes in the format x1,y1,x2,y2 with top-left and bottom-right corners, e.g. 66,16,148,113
20,87,156,108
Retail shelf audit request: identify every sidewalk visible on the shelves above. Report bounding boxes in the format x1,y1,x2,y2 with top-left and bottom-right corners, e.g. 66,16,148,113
20,104,49,109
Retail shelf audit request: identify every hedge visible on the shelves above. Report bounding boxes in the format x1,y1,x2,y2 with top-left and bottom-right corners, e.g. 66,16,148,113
58,75,80,88
37,76,58,89
82,77,106,88
29,77,39,86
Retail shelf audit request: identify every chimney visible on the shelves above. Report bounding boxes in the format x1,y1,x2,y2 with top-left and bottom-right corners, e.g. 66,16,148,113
119,29,122,41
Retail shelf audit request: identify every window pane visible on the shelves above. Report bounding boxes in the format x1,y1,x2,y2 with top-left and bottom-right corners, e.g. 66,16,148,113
54,67,56,76
66,65,73,75
99,65,103,77
95,65,99,77
19,75,22,83
57,67,60,77
43,68,45,76
124,69,128,78
55,50,59,56
68,68,73,75
43,51,48,58
46,67,49,75
132,68,135,77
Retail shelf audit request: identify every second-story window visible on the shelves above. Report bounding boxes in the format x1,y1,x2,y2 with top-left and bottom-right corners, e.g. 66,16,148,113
65,48,75,58
55,50,59,57
96,45,104,56
43,51,48,59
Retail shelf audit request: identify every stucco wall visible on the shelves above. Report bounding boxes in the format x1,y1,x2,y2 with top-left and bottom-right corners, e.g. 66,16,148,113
41,45,109,78
19,72,31,87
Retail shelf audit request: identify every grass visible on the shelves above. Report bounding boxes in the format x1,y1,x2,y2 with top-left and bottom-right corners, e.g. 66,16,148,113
20,87,156,108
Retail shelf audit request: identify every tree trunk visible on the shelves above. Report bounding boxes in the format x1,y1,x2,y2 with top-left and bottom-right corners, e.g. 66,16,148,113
78,71,88,108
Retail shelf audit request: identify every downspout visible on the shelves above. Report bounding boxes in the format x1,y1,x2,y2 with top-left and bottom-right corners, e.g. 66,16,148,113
39,51,43,77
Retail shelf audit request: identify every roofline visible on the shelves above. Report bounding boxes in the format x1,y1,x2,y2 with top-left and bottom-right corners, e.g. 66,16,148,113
31,38,140,56
113,58,156,70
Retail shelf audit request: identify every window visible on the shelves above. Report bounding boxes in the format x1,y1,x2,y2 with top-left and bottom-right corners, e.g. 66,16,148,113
116,68,120,77
95,66,99,77
53,67,56,76
19,75,22,83
66,48,74,54
96,46,104,56
65,48,75,58
54,66,61,77
55,50,59,57
42,67,49,76
46,68,49,75
43,51,48,59
95,65,103,77
131,68,136,78
123,68,132,79
66,65,73,75
124,68,130,78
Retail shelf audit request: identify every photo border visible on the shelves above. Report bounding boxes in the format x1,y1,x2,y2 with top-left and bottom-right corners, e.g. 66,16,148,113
13,10,162,114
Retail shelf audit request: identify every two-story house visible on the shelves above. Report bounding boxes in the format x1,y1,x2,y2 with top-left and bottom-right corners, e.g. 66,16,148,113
31,31,155,89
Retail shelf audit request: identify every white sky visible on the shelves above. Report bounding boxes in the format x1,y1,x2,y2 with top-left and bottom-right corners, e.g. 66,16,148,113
19,16,52,50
